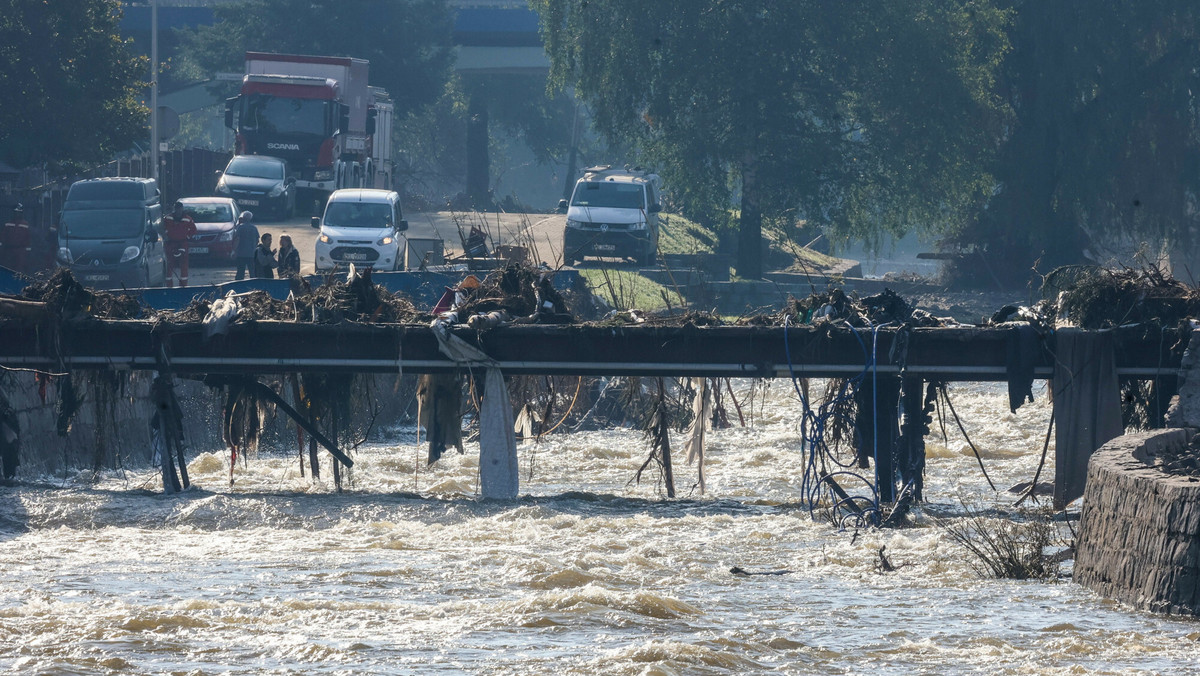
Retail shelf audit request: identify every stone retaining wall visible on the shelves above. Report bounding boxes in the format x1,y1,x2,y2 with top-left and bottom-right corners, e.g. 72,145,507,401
1073,428,1200,616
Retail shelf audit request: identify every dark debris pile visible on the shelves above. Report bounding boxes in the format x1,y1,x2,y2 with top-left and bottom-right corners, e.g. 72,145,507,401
453,265,574,324
168,269,430,325
1158,435,1200,478
738,287,956,328
1046,265,1200,329
22,268,145,320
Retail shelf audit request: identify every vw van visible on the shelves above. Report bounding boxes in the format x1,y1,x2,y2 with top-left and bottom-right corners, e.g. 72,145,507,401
559,166,661,266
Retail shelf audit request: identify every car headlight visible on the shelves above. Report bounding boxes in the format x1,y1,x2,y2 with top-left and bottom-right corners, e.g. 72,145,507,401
218,230,234,242
566,219,583,229
268,183,285,197
629,221,648,231
215,179,230,195
57,247,73,263
120,246,141,263
377,236,394,246
319,234,332,244
314,169,333,180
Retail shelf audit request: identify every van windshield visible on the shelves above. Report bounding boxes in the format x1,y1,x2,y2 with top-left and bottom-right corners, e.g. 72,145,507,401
323,202,393,228
61,209,145,239
571,182,645,209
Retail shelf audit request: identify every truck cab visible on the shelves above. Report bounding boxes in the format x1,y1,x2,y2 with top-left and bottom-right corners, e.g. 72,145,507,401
57,177,165,288
560,166,661,266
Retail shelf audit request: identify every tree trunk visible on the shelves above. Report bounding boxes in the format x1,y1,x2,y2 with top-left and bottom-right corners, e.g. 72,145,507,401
736,154,763,280
466,88,490,208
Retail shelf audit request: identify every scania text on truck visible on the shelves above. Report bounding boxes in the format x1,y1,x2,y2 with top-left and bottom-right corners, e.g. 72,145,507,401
224,52,394,206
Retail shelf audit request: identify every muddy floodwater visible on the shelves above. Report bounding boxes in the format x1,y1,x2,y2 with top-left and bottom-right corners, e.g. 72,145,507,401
1,381,1198,674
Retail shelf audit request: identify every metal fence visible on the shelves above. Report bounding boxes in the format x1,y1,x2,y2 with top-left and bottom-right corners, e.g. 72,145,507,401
3,148,231,233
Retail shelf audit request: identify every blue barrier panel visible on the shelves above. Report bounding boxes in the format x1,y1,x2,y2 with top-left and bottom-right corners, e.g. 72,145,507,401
4,266,582,313
119,269,582,312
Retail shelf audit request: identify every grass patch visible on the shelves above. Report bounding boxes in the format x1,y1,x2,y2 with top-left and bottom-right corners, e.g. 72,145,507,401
579,268,682,311
658,213,717,255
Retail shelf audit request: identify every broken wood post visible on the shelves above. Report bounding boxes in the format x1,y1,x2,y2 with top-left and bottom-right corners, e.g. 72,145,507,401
856,374,901,503
898,377,928,501
245,379,354,469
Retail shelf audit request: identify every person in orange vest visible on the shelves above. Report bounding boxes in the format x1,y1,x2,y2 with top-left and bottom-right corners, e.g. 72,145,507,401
0,204,32,274
163,201,197,287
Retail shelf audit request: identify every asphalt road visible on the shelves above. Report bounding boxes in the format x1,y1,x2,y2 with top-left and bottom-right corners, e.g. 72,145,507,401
187,211,567,286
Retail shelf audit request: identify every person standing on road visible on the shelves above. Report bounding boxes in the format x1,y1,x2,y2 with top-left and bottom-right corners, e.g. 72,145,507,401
254,232,278,279
163,201,198,287
0,205,31,273
276,235,300,277
233,211,258,280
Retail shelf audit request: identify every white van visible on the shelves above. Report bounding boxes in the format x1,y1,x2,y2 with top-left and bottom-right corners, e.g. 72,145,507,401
312,189,408,272
559,166,661,265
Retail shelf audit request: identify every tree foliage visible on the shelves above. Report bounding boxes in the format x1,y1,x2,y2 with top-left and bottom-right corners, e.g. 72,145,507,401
0,0,147,170
534,0,1012,277
175,0,455,120
954,0,1200,286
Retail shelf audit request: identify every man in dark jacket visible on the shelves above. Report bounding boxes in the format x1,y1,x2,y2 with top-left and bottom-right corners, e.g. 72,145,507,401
233,211,258,280
254,232,278,278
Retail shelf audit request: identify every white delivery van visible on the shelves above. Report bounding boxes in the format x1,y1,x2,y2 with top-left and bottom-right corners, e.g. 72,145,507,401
312,188,407,272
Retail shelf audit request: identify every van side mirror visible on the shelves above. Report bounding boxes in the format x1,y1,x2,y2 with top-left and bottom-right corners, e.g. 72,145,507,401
649,203,662,213
145,229,159,243
311,216,321,229
557,199,568,213
397,219,408,232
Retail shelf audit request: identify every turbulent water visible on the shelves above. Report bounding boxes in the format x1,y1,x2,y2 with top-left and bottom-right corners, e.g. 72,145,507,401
1,380,1198,675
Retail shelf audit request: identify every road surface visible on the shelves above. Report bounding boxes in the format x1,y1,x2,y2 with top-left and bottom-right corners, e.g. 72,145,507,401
187,211,567,286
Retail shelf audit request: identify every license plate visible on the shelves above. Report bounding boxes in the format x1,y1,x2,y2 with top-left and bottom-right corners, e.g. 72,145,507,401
239,199,259,206
593,244,616,252
190,247,209,254
343,253,368,261
83,274,110,281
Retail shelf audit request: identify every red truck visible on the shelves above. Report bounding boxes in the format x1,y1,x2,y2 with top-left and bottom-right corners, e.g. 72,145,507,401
224,52,394,203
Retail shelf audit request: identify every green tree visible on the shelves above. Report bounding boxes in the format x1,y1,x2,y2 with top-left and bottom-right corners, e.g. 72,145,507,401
952,0,1200,286
461,73,576,206
176,0,455,120
534,0,1011,278
0,0,147,169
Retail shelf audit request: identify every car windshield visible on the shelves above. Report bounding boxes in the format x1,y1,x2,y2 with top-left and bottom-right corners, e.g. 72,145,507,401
225,157,284,180
570,182,645,209
323,202,393,228
61,209,145,239
184,204,234,224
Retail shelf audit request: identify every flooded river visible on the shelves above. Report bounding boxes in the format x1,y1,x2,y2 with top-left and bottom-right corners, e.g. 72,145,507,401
1,380,1197,674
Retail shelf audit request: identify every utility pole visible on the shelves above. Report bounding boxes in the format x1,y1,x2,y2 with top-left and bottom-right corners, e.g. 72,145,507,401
150,0,159,180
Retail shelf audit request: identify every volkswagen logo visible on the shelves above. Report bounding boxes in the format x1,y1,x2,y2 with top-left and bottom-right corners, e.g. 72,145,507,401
600,223,609,232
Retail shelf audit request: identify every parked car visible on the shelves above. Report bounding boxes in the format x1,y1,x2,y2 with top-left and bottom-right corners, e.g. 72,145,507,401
312,189,407,272
214,155,294,220
177,197,239,260
57,177,166,288
559,165,661,266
